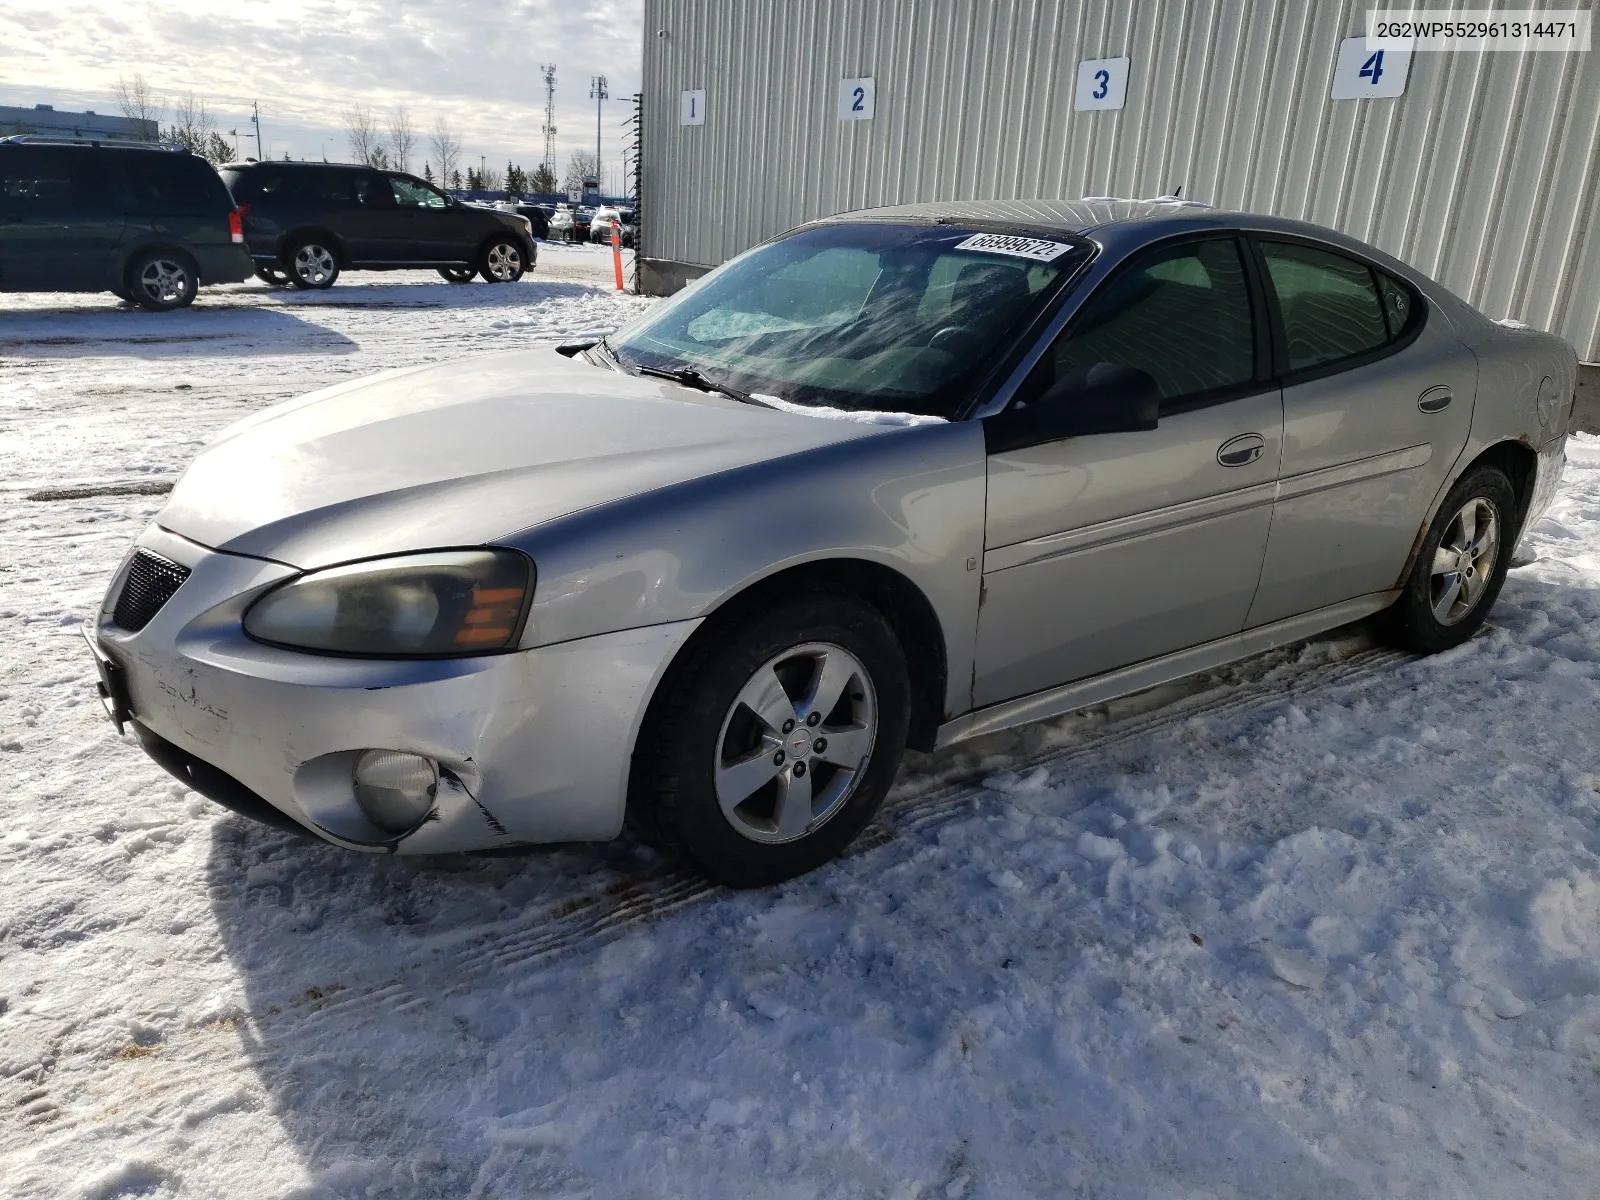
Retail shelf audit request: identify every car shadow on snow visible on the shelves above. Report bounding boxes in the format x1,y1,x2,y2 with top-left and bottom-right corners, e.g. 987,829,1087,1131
0,304,358,358
246,277,607,312
198,570,1600,1195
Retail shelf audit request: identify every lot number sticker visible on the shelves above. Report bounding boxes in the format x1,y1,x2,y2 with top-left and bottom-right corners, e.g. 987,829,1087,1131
680,90,706,125
1330,37,1412,99
954,233,1074,263
1075,57,1129,111
838,77,875,121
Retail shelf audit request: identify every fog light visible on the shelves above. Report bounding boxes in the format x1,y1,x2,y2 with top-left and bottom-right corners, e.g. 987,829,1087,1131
352,750,438,835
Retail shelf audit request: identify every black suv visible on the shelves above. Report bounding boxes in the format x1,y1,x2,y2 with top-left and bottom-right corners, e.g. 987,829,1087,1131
220,162,536,289
0,138,252,310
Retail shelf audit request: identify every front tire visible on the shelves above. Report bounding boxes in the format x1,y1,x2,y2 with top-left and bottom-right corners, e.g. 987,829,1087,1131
478,237,526,282
1384,464,1517,654
127,250,198,311
285,238,339,289
630,594,910,888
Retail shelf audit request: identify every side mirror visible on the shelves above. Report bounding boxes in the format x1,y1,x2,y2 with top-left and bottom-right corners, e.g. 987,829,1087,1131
985,363,1161,453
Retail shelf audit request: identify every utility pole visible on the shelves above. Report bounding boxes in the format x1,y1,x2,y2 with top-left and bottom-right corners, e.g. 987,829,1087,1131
251,101,263,160
590,75,608,190
540,64,558,183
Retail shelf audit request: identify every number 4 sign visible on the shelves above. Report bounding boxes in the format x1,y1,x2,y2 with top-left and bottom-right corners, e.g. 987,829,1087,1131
1331,36,1412,99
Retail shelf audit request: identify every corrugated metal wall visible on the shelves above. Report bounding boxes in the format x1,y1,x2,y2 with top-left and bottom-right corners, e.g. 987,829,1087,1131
640,0,1600,360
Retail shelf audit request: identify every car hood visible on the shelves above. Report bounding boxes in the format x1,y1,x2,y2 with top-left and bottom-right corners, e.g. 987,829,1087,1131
157,348,887,569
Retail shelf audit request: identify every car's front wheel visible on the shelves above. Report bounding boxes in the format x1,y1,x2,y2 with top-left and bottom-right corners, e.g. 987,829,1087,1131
285,238,339,289
630,593,909,888
478,237,526,282
1384,464,1517,654
127,250,198,311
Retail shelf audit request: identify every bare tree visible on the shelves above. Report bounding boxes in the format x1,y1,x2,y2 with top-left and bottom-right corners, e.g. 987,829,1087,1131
562,149,599,194
114,73,162,130
343,105,386,167
480,164,503,191
429,116,461,190
167,91,213,154
387,108,416,174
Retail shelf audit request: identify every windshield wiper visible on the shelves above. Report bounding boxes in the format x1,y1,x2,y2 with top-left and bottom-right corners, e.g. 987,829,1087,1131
632,363,773,408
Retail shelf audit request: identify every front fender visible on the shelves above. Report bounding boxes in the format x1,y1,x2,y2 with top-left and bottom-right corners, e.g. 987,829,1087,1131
507,419,989,721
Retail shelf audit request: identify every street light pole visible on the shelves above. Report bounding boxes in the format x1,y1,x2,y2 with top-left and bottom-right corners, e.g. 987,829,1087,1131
590,75,608,192
251,101,263,160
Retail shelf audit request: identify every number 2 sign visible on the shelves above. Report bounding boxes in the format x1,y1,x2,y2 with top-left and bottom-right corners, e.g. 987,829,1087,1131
1330,36,1411,99
1075,57,1129,111
838,77,875,121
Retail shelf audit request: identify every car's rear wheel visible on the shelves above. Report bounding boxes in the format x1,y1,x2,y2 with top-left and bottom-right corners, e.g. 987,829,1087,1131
255,265,292,286
437,266,476,283
285,238,339,289
126,250,198,311
1383,464,1517,654
478,237,525,282
630,593,909,888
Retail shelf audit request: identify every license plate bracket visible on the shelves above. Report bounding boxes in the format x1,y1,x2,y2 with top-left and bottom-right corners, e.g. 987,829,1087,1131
83,629,133,735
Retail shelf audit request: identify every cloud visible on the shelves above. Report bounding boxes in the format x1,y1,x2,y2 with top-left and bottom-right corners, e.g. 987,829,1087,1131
0,0,642,183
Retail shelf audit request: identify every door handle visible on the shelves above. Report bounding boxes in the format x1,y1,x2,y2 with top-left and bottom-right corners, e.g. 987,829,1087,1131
1418,386,1452,413
1217,433,1265,468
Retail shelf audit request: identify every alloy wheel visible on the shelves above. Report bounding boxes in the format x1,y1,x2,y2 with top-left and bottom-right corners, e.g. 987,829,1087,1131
137,258,189,305
292,244,337,286
483,242,522,281
1429,496,1500,625
714,642,877,845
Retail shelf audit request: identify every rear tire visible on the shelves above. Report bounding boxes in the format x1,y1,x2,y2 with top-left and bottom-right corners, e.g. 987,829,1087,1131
478,237,525,282
629,593,909,888
437,266,476,283
285,238,339,289
126,250,198,311
1383,464,1517,654
254,265,292,286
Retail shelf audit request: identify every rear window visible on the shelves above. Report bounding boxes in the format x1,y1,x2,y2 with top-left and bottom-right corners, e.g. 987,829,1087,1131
121,153,231,216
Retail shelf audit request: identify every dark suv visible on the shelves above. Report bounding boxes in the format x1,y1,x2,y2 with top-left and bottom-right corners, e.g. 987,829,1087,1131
220,162,536,289
0,138,252,310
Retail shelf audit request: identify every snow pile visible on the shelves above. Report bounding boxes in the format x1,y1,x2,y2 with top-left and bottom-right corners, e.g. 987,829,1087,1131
753,393,948,426
2,269,1599,1197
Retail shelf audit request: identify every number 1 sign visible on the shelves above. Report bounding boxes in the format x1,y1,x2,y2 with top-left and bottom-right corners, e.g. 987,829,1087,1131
1075,57,1129,111
1331,36,1412,99
838,77,875,121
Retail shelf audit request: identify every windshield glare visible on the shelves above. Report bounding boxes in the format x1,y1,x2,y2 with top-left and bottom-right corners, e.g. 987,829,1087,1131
611,223,1091,418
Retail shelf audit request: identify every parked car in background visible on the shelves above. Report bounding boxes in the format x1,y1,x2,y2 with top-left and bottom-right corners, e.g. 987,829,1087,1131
510,201,549,239
88,201,1574,888
588,205,636,247
0,137,252,310
219,161,535,288
547,204,575,242
571,206,594,241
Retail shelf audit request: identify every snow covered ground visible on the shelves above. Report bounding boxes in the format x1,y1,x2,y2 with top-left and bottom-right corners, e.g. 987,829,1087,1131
3,246,1600,1198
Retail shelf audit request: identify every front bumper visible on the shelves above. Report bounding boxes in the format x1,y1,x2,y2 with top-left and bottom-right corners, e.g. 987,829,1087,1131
94,524,699,853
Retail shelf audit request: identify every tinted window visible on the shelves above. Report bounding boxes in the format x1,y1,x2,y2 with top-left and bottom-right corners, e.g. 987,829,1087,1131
389,174,446,209
1019,238,1256,408
1376,270,1416,338
122,153,229,215
300,169,392,208
1260,241,1389,372
0,147,110,215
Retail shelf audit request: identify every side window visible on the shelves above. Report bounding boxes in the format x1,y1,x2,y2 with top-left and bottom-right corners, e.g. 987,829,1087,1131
1376,270,1416,338
389,175,446,209
1019,238,1257,408
123,154,229,215
0,147,104,215
1259,241,1389,372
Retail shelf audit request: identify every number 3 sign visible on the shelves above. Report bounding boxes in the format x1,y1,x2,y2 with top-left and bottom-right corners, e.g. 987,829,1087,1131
1331,36,1412,99
838,77,875,121
1075,57,1129,111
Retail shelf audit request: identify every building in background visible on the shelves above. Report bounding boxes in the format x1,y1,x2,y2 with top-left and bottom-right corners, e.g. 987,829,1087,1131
639,0,1600,365
0,103,157,143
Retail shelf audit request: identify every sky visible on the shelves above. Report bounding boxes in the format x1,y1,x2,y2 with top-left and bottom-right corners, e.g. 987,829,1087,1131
0,0,644,190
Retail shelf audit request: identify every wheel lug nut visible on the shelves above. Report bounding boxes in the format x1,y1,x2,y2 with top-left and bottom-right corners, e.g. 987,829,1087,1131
813,738,826,753
792,761,807,778
773,751,785,766
806,712,821,727
782,719,795,734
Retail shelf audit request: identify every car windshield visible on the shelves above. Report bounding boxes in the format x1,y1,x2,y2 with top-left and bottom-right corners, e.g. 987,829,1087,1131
610,222,1092,418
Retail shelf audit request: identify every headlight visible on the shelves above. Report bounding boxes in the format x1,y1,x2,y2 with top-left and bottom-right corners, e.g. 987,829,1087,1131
517,215,533,237
243,550,532,657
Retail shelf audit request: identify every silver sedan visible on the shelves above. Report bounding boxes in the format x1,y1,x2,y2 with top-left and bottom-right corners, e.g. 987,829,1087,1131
88,200,1575,886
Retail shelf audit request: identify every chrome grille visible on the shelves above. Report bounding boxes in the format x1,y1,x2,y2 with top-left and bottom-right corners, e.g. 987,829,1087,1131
111,549,190,633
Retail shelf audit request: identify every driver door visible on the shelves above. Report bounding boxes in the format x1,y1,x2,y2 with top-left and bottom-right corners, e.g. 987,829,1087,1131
974,236,1283,706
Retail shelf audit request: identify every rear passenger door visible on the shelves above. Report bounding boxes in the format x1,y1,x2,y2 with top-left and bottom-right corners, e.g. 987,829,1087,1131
0,146,124,289
974,237,1284,706
385,174,475,262
1243,237,1478,627
302,168,395,263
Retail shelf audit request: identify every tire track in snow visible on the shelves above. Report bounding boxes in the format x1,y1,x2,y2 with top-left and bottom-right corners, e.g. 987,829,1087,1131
24,642,1410,1140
